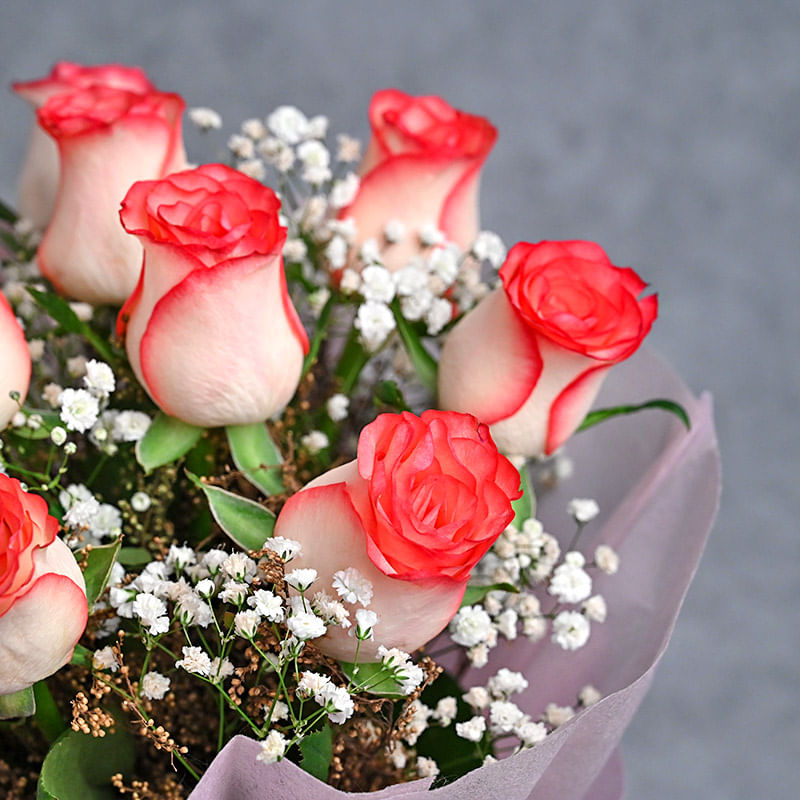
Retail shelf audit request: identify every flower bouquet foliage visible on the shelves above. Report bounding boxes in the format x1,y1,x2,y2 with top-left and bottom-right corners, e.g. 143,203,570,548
0,62,719,800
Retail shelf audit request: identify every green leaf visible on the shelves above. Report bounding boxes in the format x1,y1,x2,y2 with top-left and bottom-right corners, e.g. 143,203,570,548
226,422,285,496
577,398,690,433
135,412,205,472
373,380,411,412
81,537,122,609
339,660,405,697
510,460,535,528
33,681,66,743
116,546,152,568
37,723,135,800
298,722,333,782
26,287,116,364
186,471,275,551
334,327,371,395
0,197,18,224
391,300,438,393
70,644,93,668
460,582,519,608
0,686,35,719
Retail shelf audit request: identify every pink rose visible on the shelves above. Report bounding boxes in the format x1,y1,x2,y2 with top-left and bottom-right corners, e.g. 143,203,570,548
13,61,155,229
0,293,30,430
0,475,87,695
273,410,520,661
339,89,497,272
117,164,308,427
439,241,658,456
35,83,186,305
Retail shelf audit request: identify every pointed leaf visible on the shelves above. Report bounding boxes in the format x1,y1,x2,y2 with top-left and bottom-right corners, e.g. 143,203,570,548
33,681,66,743
117,547,152,568
511,461,535,528
226,422,285,496
460,582,519,608
298,722,333,781
577,398,690,433
373,380,411,412
37,723,135,800
391,299,438,393
0,686,36,719
339,660,405,697
136,412,205,472
82,537,122,609
186,471,275,551
70,644,93,668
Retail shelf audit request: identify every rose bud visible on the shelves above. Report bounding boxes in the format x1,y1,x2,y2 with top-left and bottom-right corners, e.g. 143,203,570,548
273,410,521,661
35,84,187,305
338,89,497,272
117,164,308,428
439,241,658,457
0,293,31,430
0,475,88,695
13,61,156,229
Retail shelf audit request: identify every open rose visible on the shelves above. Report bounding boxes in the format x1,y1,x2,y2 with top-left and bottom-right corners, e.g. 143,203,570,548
117,163,308,427
273,410,520,661
0,294,30,430
0,475,87,695
13,61,155,229
439,241,658,456
35,83,186,305
339,89,497,272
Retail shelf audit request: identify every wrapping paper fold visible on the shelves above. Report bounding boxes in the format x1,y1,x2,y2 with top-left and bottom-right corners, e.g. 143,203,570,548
188,348,720,800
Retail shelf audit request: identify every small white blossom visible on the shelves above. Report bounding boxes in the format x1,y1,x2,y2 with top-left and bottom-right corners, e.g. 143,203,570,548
548,562,592,604
425,297,452,335
471,231,506,267
264,536,302,562
490,700,525,733
131,492,151,513
195,578,216,599
176,646,212,676
495,608,519,640
401,700,431,745
307,114,329,139
360,265,395,303
579,684,603,706
167,545,196,572
249,589,285,622
27,339,44,361
359,238,382,265
287,611,326,640
189,107,222,130
449,605,492,647
283,238,308,263
241,117,267,140
428,247,459,286
267,700,290,721
83,360,115,397
59,388,99,432
200,549,229,575
267,105,309,144
417,756,439,779
92,646,118,672
64,496,100,529
516,720,548,746
66,356,87,378
419,223,445,247
393,264,428,296
297,140,331,184
228,133,255,159
257,730,288,764
568,498,600,523
523,616,548,641
318,683,355,724
42,383,63,408
462,686,490,709
388,742,408,770
312,591,350,628
594,545,620,575
141,671,170,700
544,703,575,727
383,219,406,244
355,301,395,350
234,609,261,638
583,594,607,623
339,268,361,294
455,716,486,742
132,593,169,635
237,158,267,181
329,173,359,208
69,302,93,322
297,671,331,698
400,289,433,321
91,503,122,539
488,668,529,698
50,426,67,446
327,218,357,242
336,134,361,162
210,657,235,681
354,608,378,640
219,580,249,605
433,697,458,726
551,611,591,650
331,568,373,607
221,553,257,583
326,393,349,422
285,568,318,591
112,411,151,442
325,235,349,269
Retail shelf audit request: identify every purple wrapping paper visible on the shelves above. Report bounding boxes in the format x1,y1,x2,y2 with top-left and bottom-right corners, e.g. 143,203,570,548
188,348,720,800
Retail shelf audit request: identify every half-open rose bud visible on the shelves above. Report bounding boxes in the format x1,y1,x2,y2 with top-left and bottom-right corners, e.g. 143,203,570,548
439,241,658,456
0,294,30,430
273,410,521,661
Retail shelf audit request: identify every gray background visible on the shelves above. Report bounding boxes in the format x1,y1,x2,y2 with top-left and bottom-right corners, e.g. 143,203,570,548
1,1,797,797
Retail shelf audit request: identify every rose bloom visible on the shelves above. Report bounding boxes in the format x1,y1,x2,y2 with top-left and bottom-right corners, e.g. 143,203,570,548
0,475,87,695
439,241,658,457
0,294,31,430
339,89,497,272
273,410,521,661
35,83,186,305
117,163,308,428
13,61,155,229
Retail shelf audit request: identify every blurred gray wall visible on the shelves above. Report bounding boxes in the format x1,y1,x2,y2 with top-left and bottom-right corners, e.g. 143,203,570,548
2,1,797,797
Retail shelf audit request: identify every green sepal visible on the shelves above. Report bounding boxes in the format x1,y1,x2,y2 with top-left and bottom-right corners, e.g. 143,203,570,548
391,299,438,393
0,686,36,719
460,582,519,608
186,470,275,551
37,721,135,800
578,398,690,433
373,380,411,412
339,660,405,698
226,422,285,496
135,412,205,472
298,722,333,782
510,460,535,528
81,536,122,610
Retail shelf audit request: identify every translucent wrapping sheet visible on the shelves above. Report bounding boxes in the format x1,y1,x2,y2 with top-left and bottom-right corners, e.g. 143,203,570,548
188,348,721,799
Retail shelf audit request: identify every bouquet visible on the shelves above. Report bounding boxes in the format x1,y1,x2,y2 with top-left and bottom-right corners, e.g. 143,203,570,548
0,62,719,800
